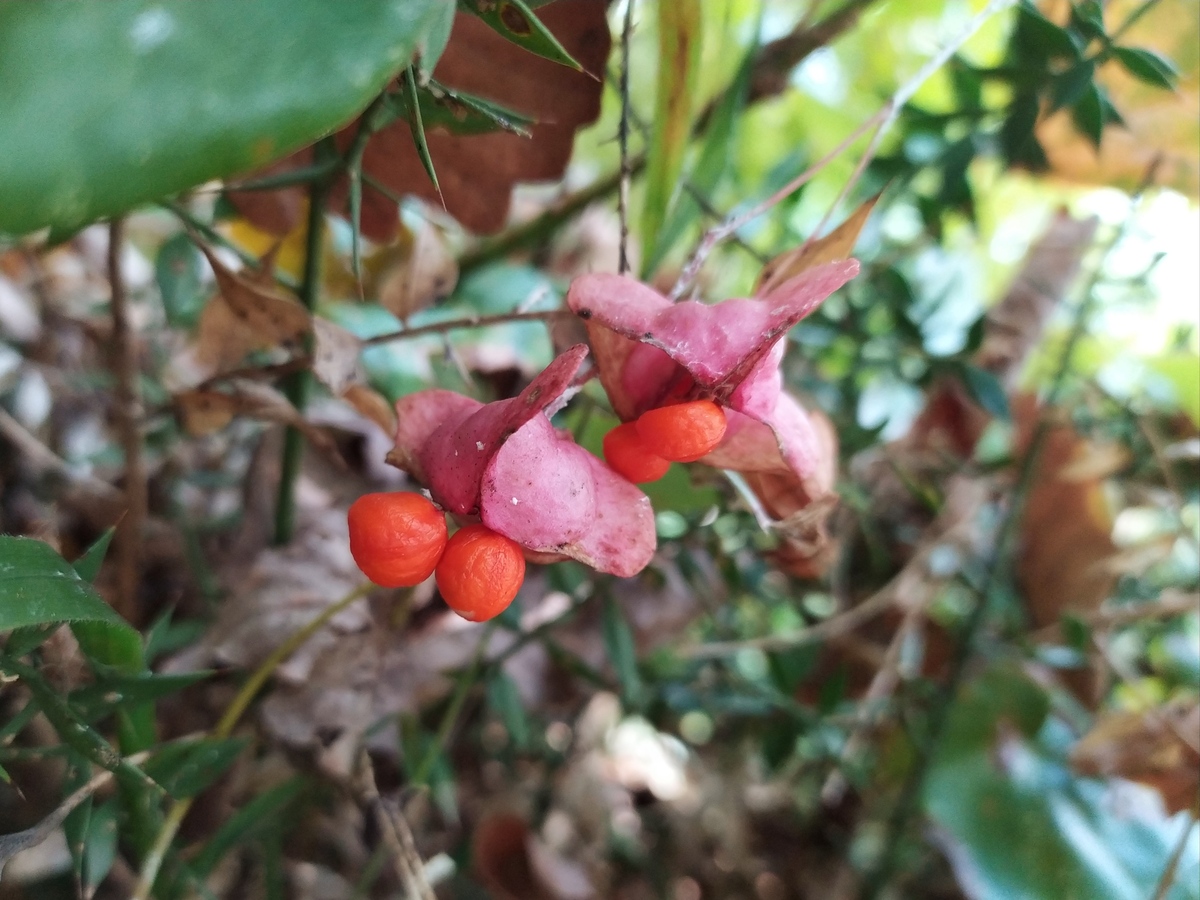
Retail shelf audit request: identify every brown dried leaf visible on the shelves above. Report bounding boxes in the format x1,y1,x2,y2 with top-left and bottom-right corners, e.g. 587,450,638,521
231,2,611,239
374,217,458,320
1015,395,1119,627
755,194,879,296
312,317,363,396
341,382,396,437
175,380,340,462
1071,702,1200,814
976,211,1100,389
196,247,312,370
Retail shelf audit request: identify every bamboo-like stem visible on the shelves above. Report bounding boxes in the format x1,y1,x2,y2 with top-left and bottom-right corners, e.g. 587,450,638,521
273,177,329,545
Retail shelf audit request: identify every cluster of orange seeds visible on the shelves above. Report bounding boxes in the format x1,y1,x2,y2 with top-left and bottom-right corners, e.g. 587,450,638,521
347,492,525,621
602,399,728,484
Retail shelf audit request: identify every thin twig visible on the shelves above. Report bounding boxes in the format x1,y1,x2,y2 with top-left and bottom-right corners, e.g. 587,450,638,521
1029,590,1199,643
0,407,124,513
457,166,634,275
109,217,146,623
680,579,897,659
1152,814,1197,900
358,753,436,900
820,600,924,805
617,0,635,275
131,582,373,900
274,172,330,545
671,0,1018,299
362,309,571,347
0,750,151,874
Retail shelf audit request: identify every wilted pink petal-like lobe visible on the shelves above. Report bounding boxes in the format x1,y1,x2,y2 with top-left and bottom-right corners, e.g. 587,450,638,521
480,416,595,549
566,261,858,415
702,395,838,500
418,345,588,514
392,390,480,483
562,455,656,577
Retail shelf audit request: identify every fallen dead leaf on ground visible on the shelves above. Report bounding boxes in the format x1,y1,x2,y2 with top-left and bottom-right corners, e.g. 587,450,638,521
1071,701,1200,814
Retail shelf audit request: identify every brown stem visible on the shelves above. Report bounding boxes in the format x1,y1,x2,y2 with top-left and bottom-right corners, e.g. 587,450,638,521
361,309,571,347
109,218,146,623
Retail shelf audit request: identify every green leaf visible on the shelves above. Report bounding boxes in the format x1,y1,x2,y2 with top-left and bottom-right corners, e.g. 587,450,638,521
957,363,1011,421
1013,2,1082,65
486,672,531,749
0,655,160,793
926,669,1194,900
73,529,115,585
1049,61,1096,113
156,234,208,329
640,0,703,273
190,777,309,879
70,672,212,722
144,737,248,799
0,537,136,636
1069,1,1106,41
1000,93,1048,171
1113,46,1179,90
645,36,756,275
1071,82,1106,149
65,796,119,896
399,79,536,137
403,67,442,198
602,595,643,706
0,0,451,236
458,0,581,70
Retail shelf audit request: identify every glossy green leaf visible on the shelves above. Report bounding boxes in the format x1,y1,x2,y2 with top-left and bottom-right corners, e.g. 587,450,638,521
0,536,135,636
458,0,581,70
1114,46,1179,90
926,669,1197,900
640,0,703,272
602,595,643,706
1071,82,1107,149
0,0,451,236
73,529,115,585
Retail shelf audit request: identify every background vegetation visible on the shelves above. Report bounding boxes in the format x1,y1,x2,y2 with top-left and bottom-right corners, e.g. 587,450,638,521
0,1,1197,899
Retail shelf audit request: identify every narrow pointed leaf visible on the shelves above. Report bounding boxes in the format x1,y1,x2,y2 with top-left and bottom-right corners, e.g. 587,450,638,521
640,0,703,273
458,0,581,70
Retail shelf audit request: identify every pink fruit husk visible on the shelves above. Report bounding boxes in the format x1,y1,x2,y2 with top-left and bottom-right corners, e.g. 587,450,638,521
565,261,857,502
391,345,656,578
